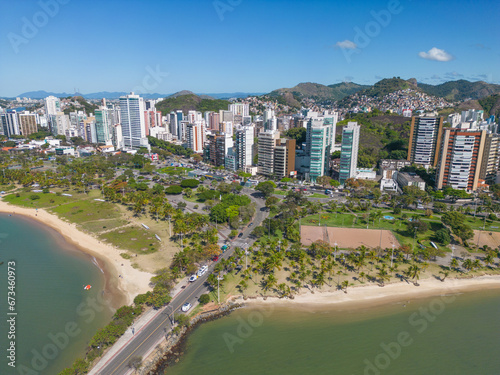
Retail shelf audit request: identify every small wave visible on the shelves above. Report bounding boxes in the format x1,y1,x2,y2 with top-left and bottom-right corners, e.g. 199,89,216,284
92,256,105,274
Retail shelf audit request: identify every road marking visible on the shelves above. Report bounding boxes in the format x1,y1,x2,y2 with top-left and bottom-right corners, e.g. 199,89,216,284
107,272,213,374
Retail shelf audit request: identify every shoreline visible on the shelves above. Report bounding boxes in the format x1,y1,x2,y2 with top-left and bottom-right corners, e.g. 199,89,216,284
240,275,500,310
0,200,153,307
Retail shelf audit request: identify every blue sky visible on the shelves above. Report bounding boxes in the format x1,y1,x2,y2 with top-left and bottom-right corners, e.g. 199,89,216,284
0,0,498,97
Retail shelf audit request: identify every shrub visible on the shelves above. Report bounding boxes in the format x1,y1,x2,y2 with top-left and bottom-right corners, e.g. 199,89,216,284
15,193,20,197
30,194,40,200
42,188,50,193
180,179,200,188
393,207,401,215
199,294,210,305
165,185,182,194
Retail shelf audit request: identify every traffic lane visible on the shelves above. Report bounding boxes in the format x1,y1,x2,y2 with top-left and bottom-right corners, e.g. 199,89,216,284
102,274,213,375
101,264,217,374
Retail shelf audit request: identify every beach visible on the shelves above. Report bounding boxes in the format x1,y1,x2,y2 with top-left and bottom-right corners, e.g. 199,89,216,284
0,200,153,306
241,274,500,309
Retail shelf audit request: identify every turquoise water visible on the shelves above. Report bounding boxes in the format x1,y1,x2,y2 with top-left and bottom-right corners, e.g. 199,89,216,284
0,214,114,374
164,289,500,375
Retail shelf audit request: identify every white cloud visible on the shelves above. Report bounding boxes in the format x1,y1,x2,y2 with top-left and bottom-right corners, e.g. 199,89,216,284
335,40,357,49
418,47,454,62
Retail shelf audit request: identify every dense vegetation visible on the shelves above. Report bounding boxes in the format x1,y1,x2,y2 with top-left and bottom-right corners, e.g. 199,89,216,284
147,136,193,157
419,80,500,101
155,93,229,115
62,96,98,115
337,110,410,167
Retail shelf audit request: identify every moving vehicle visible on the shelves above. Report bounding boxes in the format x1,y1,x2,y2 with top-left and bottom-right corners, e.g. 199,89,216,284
181,302,192,312
197,265,208,277
238,233,243,238
188,274,198,282
212,255,220,262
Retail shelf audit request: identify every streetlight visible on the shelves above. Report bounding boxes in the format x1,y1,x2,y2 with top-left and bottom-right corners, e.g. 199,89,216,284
245,243,248,270
391,244,395,268
334,242,338,259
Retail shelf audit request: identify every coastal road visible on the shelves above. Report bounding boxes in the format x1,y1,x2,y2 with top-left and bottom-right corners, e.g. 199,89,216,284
93,191,267,375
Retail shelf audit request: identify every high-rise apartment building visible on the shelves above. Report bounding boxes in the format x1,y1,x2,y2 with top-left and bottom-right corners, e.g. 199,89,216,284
235,125,254,170
306,116,336,182
208,112,220,130
407,116,444,168
274,139,296,178
18,112,37,136
257,130,280,177
229,103,250,117
479,133,500,185
186,121,204,153
119,93,146,148
1,111,19,137
44,96,61,116
339,122,360,184
435,128,487,191
95,109,113,144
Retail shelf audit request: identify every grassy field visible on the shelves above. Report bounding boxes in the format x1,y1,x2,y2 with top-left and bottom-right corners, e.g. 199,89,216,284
99,226,160,254
302,210,451,251
3,191,83,208
79,218,129,233
50,199,121,224
158,166,194,176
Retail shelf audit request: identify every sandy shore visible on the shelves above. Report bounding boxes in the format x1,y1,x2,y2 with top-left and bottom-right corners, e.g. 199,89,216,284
0,200,153,306
242,275,500,309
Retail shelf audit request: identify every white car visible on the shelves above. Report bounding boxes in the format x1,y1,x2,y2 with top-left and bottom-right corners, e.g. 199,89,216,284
181,302,192,312
188,274,198,282
197,265,208,277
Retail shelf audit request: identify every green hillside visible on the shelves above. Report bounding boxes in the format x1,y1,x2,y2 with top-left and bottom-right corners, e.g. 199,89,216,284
335,111,411,168
63,96,98,115
360,77,415,97
418,80,500,101
479,94,500,118
268,81,367,101
156,94,230,115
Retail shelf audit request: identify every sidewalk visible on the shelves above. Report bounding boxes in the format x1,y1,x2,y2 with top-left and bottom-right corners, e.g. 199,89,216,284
89,277,188,375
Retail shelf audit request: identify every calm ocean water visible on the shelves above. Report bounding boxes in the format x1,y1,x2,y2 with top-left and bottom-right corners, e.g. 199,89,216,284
164,289,500,375
0,214,114,374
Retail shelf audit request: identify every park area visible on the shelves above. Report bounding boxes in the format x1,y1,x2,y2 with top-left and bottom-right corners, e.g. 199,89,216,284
300,208,500,253
301,226,399,249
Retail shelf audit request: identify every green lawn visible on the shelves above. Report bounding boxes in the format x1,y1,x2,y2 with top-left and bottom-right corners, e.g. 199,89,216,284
308,193,328,198
99,226,159,254
0,184,16,192
50,200,121,224
3,191,78,208
79,218,129,233
158,166,194,176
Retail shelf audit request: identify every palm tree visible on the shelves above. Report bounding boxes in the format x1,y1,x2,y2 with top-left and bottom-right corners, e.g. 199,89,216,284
341,280,349,293
450,258,459,270
408,264,421,285
483,254,495,269
377,268,390,286
358,272,366,282
462,259,473,272
439,270,449,282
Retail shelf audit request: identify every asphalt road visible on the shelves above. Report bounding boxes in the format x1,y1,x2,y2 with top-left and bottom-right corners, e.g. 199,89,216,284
95,190,267,375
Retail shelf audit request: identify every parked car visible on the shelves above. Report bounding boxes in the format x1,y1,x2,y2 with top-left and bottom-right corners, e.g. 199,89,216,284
212,255,220,262
181,302,192,312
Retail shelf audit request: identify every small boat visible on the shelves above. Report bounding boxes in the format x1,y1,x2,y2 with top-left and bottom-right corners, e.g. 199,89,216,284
84,285,92,290
141,224,150,230
155,234,161,242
